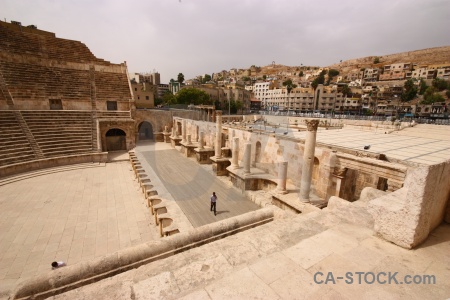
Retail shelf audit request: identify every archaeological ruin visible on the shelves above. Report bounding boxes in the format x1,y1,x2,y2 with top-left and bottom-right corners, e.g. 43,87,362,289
0,20,449,299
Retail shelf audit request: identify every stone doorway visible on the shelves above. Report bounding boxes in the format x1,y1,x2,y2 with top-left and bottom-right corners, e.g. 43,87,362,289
105,128,126,151
255,141,262,164
138,121,153,141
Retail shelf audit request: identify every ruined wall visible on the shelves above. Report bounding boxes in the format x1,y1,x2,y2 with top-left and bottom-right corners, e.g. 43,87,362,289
183,120,337,199
368,159,450,248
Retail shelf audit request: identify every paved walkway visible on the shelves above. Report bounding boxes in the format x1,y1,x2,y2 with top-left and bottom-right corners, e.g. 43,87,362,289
135,142,260,228
290,125,450,165
49,210,450,299
0,162,159,296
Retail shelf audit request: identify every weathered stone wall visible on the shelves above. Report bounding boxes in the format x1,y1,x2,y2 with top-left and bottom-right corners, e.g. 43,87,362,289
368,159,450,248
99,120,135,151
134,110,202,142
0,21,132,111
183,120,340,199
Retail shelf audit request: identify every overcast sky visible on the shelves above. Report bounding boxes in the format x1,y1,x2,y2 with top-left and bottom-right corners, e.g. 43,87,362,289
2,0,450,83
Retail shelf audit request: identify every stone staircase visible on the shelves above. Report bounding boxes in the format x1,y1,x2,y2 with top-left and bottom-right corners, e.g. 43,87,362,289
13,110,44,159
0,70,15,109
0,111,36,166
89,66,98,152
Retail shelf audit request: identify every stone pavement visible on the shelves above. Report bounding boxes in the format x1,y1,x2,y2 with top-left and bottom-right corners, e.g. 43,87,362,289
135,142,260,228
291,124,450,165
0,161,159,297
48,210,450,300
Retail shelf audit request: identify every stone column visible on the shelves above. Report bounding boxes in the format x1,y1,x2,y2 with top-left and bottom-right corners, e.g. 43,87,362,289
231,137,240,169
174,122,178,138
199,131,204,149
243,142,251,174
181,120,186,143
215,110,222,158
171,127,175,138
230,130,235,149
299,119,319,202
187,134,192,145
277,161,288,193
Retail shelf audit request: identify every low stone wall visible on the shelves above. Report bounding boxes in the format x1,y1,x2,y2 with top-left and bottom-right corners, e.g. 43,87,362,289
12,207,274,300
368,159,450,248
0,153,108,178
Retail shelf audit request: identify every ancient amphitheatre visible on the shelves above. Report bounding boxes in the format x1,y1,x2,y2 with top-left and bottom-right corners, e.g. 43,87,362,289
0,20,449,299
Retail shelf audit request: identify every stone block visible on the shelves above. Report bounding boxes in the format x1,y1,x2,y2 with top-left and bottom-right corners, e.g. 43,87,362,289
359,187,387,203
327,196,374,228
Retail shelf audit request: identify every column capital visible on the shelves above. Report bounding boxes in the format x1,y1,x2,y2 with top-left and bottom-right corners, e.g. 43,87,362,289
305,119,319,131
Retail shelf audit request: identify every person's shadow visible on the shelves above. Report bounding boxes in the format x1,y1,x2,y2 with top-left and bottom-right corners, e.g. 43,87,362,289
215,210,230,215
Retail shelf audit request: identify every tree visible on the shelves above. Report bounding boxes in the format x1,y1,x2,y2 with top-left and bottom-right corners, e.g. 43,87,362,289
373,57,380,64
401,79,418,102
262,75,267,80
177,73,185,84
419,79,428,95
162,91,176,105
311,79,319,91
421,86,445,104
446,90,450,99
175,87,211,105
241,76,251,82
326,69,339,85
201,74,212,84
299,71,304,77
154,97,164,106
229,99,243,114
283,79,297,111
432,78,448,91
341,85,351,97
328,69,339,78
311,71,326,89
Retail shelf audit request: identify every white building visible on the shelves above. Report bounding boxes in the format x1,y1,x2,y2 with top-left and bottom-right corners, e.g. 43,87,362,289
252,82,271,108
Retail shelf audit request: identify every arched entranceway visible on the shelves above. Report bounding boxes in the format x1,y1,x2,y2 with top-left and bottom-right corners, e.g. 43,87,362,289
106,128,126,151
138,121,154,140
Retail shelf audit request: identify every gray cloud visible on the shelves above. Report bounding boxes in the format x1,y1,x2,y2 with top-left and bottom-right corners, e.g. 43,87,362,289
2,0,449,82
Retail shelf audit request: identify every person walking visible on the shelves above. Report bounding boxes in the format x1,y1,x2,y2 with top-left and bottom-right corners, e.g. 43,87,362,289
210,192,217,216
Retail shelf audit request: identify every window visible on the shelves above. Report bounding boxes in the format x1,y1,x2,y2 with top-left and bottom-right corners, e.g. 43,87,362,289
107,101,118,111
134,88,137,91
49,99,62,110
146,96,149,100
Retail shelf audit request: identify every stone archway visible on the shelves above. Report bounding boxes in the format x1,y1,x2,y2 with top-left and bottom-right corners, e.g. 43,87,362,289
105,128,126,151
138,121,154,140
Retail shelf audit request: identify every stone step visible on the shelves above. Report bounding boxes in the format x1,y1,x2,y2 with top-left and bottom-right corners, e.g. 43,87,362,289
0,153,36,166
0,140,30,147
0,148,35,158
39,142,92,149
42,148,94,157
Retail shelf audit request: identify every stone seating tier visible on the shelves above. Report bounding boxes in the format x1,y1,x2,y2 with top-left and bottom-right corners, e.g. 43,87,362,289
0,111,36,166
94,72,131,101
0,61,130,103
0,23,110,65
96,111,131,119
20,111,95,158
0,61,91,101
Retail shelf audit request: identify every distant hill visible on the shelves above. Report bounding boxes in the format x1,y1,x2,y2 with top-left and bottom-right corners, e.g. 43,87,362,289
327,46,450,75
212,46,450,84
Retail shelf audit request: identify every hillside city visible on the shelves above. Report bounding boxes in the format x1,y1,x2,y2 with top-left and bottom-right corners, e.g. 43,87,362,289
130,48,450,122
